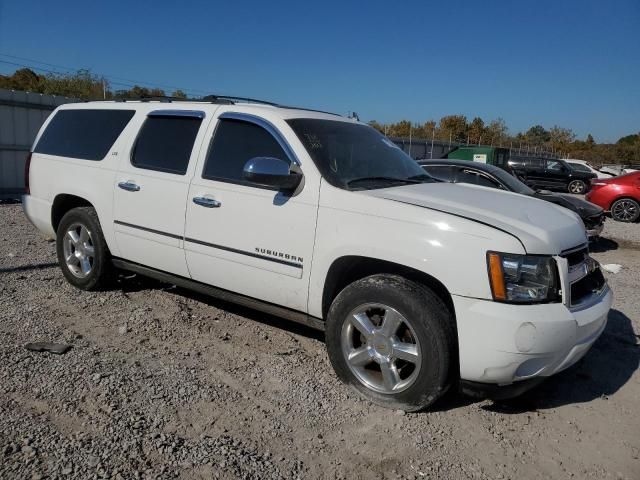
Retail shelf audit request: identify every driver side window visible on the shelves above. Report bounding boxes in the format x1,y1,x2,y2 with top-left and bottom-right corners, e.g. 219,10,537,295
203,118,289,185
546,160,563,172
456,168,501,189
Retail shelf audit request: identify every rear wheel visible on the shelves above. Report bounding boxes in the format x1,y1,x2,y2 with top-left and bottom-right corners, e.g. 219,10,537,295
568,180,587,194
56,207,113,290
325,274,456,411
610,198,640,223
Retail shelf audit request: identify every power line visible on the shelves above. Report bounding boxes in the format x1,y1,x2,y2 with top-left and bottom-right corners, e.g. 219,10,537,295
0,53,210,96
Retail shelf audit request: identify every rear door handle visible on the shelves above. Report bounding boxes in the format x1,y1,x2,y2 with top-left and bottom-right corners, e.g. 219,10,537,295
193,196,221,208
118,181,140,192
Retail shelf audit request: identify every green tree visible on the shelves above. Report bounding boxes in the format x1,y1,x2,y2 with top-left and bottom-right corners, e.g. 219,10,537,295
467,117,485,144
617,133,640,145
485,118,508,146
437,115,467,143
524,125,550,145
171,89,187,99
548,126,576,151
388,120,412,137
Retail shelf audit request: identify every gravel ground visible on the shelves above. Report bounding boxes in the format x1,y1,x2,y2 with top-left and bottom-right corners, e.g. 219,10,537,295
1,203,639,480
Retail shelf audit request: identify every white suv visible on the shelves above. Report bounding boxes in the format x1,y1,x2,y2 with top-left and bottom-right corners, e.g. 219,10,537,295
23,98,612,411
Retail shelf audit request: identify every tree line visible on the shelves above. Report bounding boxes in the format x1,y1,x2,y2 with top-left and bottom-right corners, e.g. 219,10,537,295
0,67,188,101
1,67,638,165
368,118,639,165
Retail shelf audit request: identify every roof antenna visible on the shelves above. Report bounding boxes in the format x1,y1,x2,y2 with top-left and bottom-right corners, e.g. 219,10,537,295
349,111,360,121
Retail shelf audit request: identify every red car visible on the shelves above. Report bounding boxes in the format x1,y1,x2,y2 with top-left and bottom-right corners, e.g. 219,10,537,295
586,172,640,222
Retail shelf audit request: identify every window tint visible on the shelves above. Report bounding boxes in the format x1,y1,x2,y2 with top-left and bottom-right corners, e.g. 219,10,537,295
456,169,500,189
132,115,202,175
568,163,590,172
203,119,288,183
287,118,428,189
526,158,544,168
35,109,135,160
423,165,454,182
546,160,563,171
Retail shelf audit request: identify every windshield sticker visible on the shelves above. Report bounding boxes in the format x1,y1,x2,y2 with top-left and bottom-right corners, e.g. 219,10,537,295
304,133,323,149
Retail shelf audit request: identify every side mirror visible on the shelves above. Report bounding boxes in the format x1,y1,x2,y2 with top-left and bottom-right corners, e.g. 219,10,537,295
243,157,302,191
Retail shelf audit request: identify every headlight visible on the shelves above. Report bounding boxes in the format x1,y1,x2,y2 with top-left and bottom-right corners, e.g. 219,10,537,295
487,252,560,303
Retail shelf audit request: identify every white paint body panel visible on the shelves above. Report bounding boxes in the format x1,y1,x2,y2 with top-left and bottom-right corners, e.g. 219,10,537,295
23,100,612,388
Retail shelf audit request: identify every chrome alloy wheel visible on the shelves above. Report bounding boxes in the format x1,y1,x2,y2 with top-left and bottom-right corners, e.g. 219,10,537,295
62,223,95,278
341,303,421,394
612,200,638,222
569,180,585,194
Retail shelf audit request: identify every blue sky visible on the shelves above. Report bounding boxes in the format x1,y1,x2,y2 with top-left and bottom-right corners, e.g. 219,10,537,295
0,0,638,142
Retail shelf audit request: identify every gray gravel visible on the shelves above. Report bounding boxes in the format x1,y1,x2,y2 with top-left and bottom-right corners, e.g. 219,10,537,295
1,204,639,479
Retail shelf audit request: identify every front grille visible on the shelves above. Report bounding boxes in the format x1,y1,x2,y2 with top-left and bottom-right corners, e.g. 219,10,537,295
570,267,606,306
563,247,588,267
584,213,605,229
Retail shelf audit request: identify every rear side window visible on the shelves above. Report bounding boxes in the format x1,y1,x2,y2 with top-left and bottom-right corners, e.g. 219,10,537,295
203,119,288,183
423,165,454,182
526,158,544,168
34,109,135,161
456,169,500,188
132,115,202,175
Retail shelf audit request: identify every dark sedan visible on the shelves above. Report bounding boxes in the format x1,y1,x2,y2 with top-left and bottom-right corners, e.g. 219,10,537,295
418,159,605,238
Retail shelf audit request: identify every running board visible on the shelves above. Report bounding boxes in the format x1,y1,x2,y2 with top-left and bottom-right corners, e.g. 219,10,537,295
111,258,325,331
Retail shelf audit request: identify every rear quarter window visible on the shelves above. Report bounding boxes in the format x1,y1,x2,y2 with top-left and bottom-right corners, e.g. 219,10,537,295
131,115,203,175
34,109,135,161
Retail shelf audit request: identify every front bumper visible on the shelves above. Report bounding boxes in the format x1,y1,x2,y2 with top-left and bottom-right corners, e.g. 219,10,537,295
586,222,604,238
585,214,605,238
453,287,612,387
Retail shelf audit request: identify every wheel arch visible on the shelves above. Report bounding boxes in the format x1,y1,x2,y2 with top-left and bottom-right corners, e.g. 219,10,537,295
609,195,640,207
51,194,95,232
609,196,640,219
322,255,456,323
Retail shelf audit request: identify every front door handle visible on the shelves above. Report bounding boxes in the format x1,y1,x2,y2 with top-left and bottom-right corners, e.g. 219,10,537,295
193,196,221,208
118,181,140,192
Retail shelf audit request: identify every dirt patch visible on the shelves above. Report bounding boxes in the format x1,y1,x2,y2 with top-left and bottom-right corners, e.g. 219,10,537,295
1,204,639,479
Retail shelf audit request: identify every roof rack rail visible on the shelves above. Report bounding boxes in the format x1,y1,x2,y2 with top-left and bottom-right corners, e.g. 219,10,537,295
202,94,278,106
112,94,234,104
107,93,342,116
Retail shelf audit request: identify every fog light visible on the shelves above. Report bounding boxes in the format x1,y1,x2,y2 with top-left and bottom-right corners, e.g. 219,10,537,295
515,322,537,352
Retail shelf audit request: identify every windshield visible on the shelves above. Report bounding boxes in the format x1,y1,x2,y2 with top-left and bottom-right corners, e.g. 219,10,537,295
489,166,535,195
287,119,434,190
568,163,591,173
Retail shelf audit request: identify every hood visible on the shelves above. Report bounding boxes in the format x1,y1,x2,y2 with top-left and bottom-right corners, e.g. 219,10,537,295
551,193,604,217
364,182,587,254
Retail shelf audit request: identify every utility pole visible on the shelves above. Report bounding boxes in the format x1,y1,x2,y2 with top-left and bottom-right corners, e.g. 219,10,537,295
430,127,435,159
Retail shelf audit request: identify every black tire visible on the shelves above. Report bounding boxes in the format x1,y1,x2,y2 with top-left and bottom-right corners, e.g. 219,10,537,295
56,207,114,290
325,274,457,412
610,198,640,223
568,179,586,194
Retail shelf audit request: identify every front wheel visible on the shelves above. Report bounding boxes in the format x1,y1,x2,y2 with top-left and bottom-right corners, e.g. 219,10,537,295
56,207,114,290
610,198,640,223
568,180,587,194
325,274,456,412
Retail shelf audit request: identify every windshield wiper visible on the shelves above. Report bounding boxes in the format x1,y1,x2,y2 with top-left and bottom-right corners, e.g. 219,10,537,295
346,176,422,187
